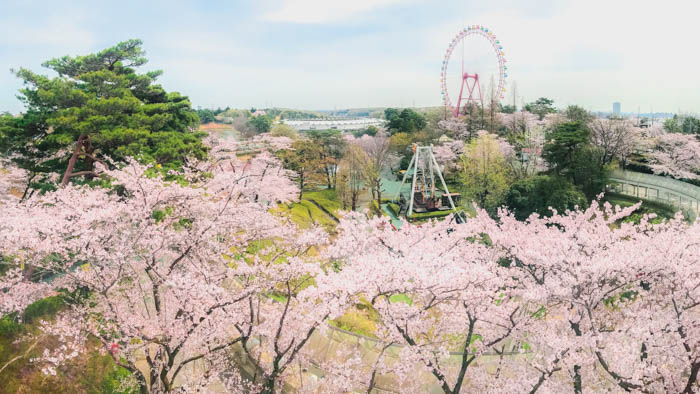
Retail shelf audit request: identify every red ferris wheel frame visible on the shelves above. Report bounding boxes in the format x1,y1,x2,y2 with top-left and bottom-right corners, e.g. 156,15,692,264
441,26,507,117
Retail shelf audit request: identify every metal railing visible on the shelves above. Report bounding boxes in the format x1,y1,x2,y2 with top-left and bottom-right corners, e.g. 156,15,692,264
608,169,700,217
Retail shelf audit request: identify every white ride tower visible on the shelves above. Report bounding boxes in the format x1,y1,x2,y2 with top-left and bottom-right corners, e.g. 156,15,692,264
392,144,459,217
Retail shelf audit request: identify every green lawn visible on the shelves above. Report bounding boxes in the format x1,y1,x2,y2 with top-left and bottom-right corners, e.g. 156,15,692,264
275,189,342,230
303,189,343,214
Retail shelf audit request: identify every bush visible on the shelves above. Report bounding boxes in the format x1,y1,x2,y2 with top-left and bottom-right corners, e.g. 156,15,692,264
506,175,588,221
22,295,65,323
0,312,22,337
624,161,654,174
571,146,609,200
387,203,400,216
407,210,454,221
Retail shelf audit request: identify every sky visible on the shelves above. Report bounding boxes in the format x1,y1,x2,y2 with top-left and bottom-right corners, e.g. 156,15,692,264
1,0,699,114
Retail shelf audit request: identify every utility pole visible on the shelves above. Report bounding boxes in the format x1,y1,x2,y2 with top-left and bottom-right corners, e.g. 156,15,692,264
637,106,641,127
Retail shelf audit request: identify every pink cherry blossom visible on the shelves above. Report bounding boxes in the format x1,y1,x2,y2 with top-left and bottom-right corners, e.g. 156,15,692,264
648,133,700,180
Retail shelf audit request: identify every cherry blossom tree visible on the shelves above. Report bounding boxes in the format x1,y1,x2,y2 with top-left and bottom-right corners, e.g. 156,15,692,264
229,237,356,393
498,111,538,137
0,158,28,204
648,133,700,180
2,133,699,393
493,201,700,393
497,111,546,176
1,160,277,391
337,144,368,211
432,140,463,181
589,118,641,167
326,199,699,393
438,118,470,140
357,133,392,208
327,212,558,393
253,133,294,151
0,138,336,392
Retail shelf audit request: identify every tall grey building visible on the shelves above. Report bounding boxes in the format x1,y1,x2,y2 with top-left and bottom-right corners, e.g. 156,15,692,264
613,102,621,115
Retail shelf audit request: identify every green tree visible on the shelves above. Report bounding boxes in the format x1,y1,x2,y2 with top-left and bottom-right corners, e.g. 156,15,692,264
460,133,512,213
352,125,378,137
564,105,594,124
664,116,682,133
307,129,346,189
681,116,700,135
196,108,216,124
571,145,608,200
385,108,426,134
543,121,609,199
337,144,367,211
505,175,587,220
501,104,516,114
542,121,590,177
0,113,18,155
524,97,556,120
278,139,323,201
269,123,298,139
247,115,273,134
4,39,206,188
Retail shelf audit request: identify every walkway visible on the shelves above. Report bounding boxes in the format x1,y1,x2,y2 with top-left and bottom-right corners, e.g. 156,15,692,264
608,169,700,218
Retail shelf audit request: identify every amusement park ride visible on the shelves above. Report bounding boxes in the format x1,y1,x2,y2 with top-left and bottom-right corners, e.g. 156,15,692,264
441,25,507,116
392,144,461,219
391,26,506,220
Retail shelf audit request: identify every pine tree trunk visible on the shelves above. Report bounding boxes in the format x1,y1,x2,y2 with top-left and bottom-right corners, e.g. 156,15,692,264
61,135,86,186
83,136,96,179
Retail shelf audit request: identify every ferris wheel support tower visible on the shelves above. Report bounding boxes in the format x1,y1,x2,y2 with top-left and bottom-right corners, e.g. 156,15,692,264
454,72,483,117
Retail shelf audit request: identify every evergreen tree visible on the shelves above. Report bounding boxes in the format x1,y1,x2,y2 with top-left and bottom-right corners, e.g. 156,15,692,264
2,39,206,188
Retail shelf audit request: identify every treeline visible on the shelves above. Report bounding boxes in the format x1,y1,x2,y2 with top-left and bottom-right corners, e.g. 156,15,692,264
196,107,324,124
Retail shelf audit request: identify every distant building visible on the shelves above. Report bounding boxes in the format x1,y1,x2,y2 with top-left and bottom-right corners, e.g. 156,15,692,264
613,102,621,115
284,118,385,132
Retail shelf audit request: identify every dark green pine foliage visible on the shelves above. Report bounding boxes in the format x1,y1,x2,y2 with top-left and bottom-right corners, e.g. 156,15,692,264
4,39,207,188
542,121,609,200
542,121,590,177
505,175,588,221
384,108,426,134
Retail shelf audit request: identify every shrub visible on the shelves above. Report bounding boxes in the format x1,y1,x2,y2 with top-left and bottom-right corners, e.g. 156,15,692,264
407,210,454,221
387,203,400,216
505,175,588,221
0,312,22,337
22,295,65,323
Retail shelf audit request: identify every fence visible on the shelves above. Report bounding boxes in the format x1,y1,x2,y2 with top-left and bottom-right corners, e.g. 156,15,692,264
607,169,700,218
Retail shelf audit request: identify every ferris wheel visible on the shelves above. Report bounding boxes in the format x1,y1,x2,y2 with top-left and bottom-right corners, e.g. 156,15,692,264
440,25,507,117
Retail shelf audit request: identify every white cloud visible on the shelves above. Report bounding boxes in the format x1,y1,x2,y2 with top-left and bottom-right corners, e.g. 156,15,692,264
261,0,409,23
